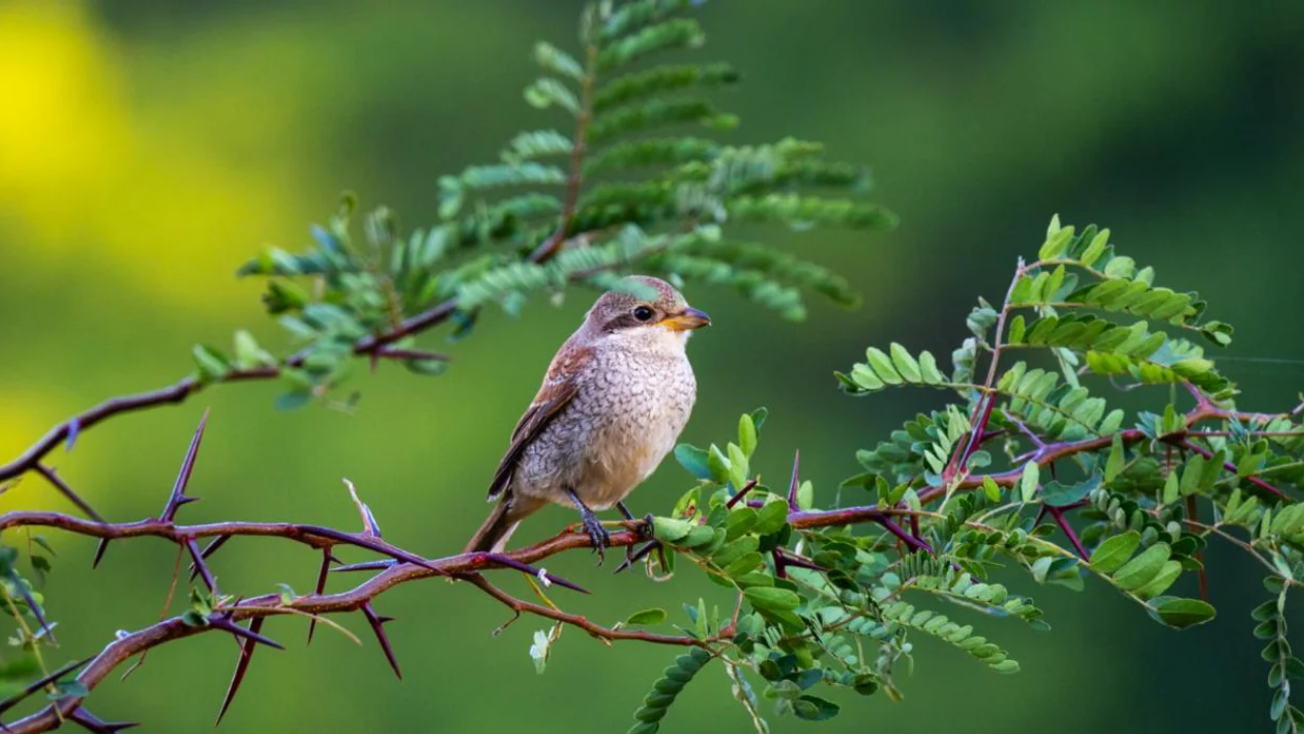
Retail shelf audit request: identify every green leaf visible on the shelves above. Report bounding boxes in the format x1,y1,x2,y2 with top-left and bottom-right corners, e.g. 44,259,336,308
674,444,712,481
654,517,695,543
1038,223,1074,260
753,500,789,536
708,445,731,484
744,587,800,612
982,476,1002,503
1090,531,1141,574
918,350,946,385
1162,471,1180,505
1019,463,1039,503
1042,474,1101,507
233,330,275,369
792,695,840,721
1133,560,1182,600
749,407,768,433
534,41,584,81
738,413,758,459
1148,597,1217,629
865,347,903,385
1112,542,1172,591
275,391,312,411
625,609,668,627
889,343,921,383
1080,228,1110,266
192,344,231,382
524,78,580,115
1105,434,1125,483
1008,315,1026,345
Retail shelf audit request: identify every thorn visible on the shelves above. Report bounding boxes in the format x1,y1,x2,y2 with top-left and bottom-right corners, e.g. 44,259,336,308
467,552,588,594
34,464,106,524
615,540,661,574
1048,507,1089,559
185,540,218,595
9,580,55,645
330,559,396,573
343,479,382,538
362,603,401,680
304,527,437,572
189,536,231,581
773,547,826,575
307,550,334,645
161,410,209,522
209,615,284,651
65,418,80,453
725,479,759,509
787,450,801,507
215,617,265,725
0,655,95,716
92,539,110,569
68,708,138,733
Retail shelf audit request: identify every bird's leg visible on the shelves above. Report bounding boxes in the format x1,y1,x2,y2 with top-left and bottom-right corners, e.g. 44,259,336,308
566,488,610,562
614,501,660,574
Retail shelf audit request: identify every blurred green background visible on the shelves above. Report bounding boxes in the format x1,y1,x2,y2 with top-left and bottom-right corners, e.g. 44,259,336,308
2,1,1303,732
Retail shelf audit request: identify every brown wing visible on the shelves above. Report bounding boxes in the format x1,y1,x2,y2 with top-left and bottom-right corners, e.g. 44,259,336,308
486,343,588,500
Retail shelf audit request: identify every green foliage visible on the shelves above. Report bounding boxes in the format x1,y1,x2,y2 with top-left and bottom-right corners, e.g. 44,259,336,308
4,2,1301,732
628,648,713,734
220,0,891,410
610,214,1303,732
1253,583,1304,733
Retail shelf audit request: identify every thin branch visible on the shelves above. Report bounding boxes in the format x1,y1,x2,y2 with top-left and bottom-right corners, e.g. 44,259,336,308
942,259,1027,485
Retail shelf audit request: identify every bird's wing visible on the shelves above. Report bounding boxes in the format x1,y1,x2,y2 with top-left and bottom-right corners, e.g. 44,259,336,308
486,343,588,500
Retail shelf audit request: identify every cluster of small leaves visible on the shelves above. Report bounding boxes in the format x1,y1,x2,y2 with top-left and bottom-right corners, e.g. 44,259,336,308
1254,579,1304,733
628,647,713,734
0,544,61,702
610,408,1060,732
825,215,1304,729
223,0,894,411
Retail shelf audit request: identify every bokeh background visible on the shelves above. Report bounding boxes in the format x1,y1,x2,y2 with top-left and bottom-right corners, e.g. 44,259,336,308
3,1,1303,732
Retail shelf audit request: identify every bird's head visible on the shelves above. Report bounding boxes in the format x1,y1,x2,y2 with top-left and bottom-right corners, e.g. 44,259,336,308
581,275,711,353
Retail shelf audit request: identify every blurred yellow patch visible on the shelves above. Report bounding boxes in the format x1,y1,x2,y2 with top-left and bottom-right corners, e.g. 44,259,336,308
0,1,293,314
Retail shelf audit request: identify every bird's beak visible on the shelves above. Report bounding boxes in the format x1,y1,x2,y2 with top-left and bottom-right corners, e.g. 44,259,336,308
661,306,712,331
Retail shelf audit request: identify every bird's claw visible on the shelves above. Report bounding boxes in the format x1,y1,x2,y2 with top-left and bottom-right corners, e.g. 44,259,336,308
581,513,611,563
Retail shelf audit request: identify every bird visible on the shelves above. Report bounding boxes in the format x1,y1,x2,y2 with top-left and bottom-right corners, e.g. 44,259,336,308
464,275,711,560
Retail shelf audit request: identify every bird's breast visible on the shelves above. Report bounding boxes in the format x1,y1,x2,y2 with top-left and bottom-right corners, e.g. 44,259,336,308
574,349,697,507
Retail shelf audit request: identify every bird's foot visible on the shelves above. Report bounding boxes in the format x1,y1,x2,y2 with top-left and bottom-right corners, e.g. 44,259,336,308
580,511,611,563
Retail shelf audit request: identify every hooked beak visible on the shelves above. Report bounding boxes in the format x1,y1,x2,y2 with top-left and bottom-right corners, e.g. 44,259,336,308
661,306,712,332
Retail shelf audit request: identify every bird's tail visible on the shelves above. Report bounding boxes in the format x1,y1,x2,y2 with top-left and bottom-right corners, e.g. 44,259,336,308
464,500,521,554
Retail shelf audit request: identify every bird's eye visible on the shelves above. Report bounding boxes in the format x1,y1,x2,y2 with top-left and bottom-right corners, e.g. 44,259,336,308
633,306,655,322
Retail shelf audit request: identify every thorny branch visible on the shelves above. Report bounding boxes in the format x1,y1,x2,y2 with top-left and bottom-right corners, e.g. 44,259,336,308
2,375,1296,732
0,232,602,486
1,239,1300,732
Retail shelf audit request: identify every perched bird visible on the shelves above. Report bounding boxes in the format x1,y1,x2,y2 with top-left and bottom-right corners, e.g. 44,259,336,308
464,275,711,559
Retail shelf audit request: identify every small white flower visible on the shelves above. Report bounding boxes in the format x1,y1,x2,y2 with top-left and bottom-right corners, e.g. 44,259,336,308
529,629,551,673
